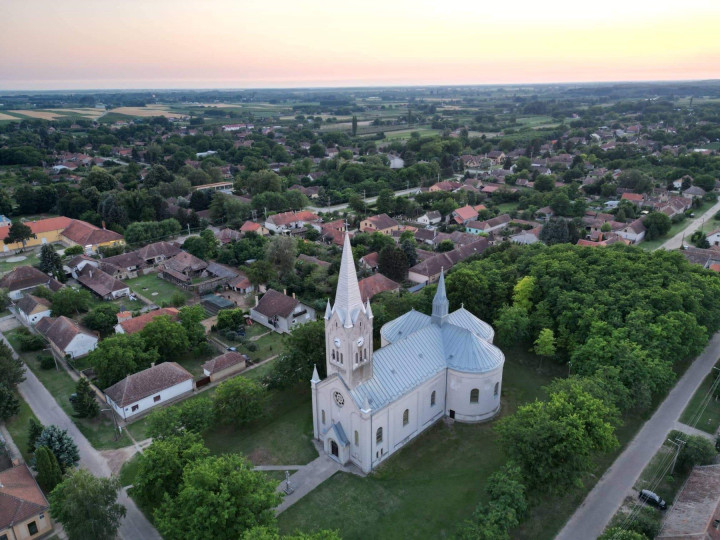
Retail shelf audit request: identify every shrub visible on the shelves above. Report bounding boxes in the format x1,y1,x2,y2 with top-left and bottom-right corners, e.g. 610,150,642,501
19,333,45,352
246,343,258,352
170,292,186,307
63,245,84,256
37,354,55,370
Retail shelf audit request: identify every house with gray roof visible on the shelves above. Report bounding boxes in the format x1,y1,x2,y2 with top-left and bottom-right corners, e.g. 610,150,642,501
36,316,98,359
311,233,504,473
249,289,315,333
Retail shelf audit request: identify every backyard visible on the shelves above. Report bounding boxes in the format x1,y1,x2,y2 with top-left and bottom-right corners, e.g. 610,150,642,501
211,323,287,364
126,273,191,306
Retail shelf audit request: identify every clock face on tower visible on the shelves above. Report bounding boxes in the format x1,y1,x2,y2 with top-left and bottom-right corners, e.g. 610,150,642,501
356,337,364,347
334,337,341,348
333,391,345,407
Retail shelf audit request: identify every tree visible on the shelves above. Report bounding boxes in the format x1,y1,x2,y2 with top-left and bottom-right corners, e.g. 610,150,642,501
512,276,535,312
154,454,281,540
34,425,80,472
34,445,63,492
72,377,99,418
213,377,265,425
400,238,418,268
0,383,19,421
597,528,646,540
134,432,210,508
436,239,454,252
378,245,408,281
141,315,189,363
534,328,556,359
179,304,207,347
643,212,671,240
51,287,91,317
351,115,358,136
49,469,126,540
82,304,119,336
83,167,117,192
4,221,35,251
265,235,297,273
88,333,158,389
146,397,214,439
27,417,44,455
676,433,716,474
264,321,325,389
38,244,64,279
0,341,25,388
539,219,570,245
243,528,342,540
496,381,618,490
493,305,530,348
144,164,174,187
376,189,395,215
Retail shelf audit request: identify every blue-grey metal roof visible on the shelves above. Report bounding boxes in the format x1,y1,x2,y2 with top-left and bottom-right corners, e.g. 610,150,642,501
380,309,430,344
351,320,504,412
324,422,349,446
446,308,495,343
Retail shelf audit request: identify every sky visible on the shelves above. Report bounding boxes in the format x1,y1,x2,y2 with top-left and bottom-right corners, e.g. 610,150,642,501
1,0,719,90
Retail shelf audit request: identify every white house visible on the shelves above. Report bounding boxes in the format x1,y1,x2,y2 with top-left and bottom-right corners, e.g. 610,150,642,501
0,266,63,301
417,211,442,226
35,316,98,359
264,211,321,234
311,234,504,473
249,289,316,334
104,362,194,420
15,294,52,325
707,228,720,247
616,218,647,244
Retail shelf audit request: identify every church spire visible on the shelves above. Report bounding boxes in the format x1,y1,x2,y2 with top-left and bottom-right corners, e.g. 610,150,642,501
332,232,365,327
432,268,449,324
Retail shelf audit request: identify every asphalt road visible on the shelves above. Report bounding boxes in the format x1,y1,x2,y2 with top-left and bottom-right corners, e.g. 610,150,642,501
555,330,720,540
13,346,161,539
656,198,720,250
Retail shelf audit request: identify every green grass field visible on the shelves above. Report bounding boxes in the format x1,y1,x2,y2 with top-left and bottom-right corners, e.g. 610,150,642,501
4,328,131,450
679,368,720,434
4,392,40,463
278,347,562,539
119,453,142,487
0,251,40,274
126,273,191,306
212,326,286,363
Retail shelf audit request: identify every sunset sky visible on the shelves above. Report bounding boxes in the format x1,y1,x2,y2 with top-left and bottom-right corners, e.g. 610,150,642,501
1,0,719,90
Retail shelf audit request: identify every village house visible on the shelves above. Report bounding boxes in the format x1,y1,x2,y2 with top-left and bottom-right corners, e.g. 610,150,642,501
683,185,707,199
249,289,316,334
104,362,194,420
240,221,270,237
114,307,179,334
16,294,52,326
616,218,647,244
0,216,71,252
202,351,248,382
60,219,124,253
229,273,254,294
416,211,442,226
264,210,321,234
450,205,479,225
215,227,241,245
100,251,145,280
0,464,53,540
136,241,182,266
706,228,720,247
620,192,645,206
466,214,511,235
158,251,208,286
75,265,130,300
360,214,400,235
429,180,462,192
408,238,489,284
510,227,542,245
359,252,380,272
36,316,98,359
297,254,331,269
358,273,400,302
0,266,63,300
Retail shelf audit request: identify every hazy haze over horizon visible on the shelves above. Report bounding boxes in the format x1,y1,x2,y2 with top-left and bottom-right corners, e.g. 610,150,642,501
1,0,719,91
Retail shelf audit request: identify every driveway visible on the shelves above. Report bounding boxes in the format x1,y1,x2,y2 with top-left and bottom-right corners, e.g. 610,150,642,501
14,346,160,539
555,330,720,540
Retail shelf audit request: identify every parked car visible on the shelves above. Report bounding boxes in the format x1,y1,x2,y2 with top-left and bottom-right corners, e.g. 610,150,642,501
639,489,667,510
226,346,237,352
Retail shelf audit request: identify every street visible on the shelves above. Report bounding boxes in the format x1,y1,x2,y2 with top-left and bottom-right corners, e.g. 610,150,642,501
656,199,720,250
15,353,161,539
555,330,720,540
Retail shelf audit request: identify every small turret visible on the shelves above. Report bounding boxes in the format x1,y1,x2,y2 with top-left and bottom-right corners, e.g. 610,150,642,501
431,268,449,325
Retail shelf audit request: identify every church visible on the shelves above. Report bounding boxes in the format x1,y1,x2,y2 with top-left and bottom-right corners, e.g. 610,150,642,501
311,233,505,473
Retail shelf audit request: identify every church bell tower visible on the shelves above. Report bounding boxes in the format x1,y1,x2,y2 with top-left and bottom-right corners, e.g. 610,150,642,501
324,233,374,388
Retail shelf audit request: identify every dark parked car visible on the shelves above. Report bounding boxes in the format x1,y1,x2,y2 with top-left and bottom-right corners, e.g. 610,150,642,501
639,489,667,510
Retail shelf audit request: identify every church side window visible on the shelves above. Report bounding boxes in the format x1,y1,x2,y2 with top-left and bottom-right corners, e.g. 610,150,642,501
364,348,367,360
431,390,436,407
354,430,359,446
322,410,326,424
332,350,335,360
355,352,358,364
494,382,499,397
403,409,409,426
376,427,383,444
470,388,479,403
340,353,343,364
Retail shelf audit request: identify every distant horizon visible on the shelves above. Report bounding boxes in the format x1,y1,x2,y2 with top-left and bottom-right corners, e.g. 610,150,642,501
2,77,720,94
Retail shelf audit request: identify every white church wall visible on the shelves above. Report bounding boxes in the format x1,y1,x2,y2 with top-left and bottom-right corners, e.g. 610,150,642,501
446,366,502,422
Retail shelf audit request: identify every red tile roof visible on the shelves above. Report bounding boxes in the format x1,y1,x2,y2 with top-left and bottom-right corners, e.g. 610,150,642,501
202,352,247,375
0,216,72,242
0,464,49,530
61,219,123,246
118,308,179,334
358,273,400,302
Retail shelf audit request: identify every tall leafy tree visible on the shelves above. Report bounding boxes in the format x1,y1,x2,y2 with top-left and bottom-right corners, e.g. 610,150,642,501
27,417,45,455
378,245,408,281
49,469,126,540
154,454,281,540
264,320,324,389
88,333,158,389
83,304,120,336
0,383,19,421
51,288,91,317
72,377,99,418
34,425,80,472
140,315,189,363
213,377,265,425
34,445,63,492
4,221,35,251
38,244,64,279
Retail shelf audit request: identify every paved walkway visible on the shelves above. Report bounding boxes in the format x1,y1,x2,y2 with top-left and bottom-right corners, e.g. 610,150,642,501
7,334,161,540
673,421,716,441
556,330,720,540
274,454,344,514
656,198,720,250
255,465,304,471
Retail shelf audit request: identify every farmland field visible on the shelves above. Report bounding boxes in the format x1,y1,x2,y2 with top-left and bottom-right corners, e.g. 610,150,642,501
107,105,186,118
9,110,64,120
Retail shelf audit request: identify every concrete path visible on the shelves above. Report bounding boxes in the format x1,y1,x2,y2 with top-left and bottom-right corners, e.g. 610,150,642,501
255,465,304,471
656,198,720,250
275,454,343,514
556,330,720,540
12,340,160,539
673,421,716,442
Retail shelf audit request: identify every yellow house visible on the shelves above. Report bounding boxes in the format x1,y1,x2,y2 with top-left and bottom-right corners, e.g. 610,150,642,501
59,219,125,253
0,464,54,540
0,217,72,252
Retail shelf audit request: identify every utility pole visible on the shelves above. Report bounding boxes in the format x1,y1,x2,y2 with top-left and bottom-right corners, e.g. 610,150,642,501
669,438,685,475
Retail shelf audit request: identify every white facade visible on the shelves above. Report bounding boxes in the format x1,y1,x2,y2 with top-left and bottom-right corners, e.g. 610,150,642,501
708,231,720,247
17,307,51,326
312,234,504,473
106,378,194,420
64,333,98,359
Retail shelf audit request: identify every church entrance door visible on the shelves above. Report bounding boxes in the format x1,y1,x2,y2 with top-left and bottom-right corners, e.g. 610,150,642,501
449,410,455,419
330,440,339,457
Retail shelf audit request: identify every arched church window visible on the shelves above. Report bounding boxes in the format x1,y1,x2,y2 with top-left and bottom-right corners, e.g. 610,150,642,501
355,352,358,364
332,350,335,360
364,348,367,360
403,409,409,426
494,382,499,397
340,353,343,364
354,430,359,446
322,410,326,424
431,390,436,407
376,427,383,444
470,388,479,403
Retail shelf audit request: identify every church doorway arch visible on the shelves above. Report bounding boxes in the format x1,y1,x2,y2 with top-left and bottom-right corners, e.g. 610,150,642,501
330,440,339,457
